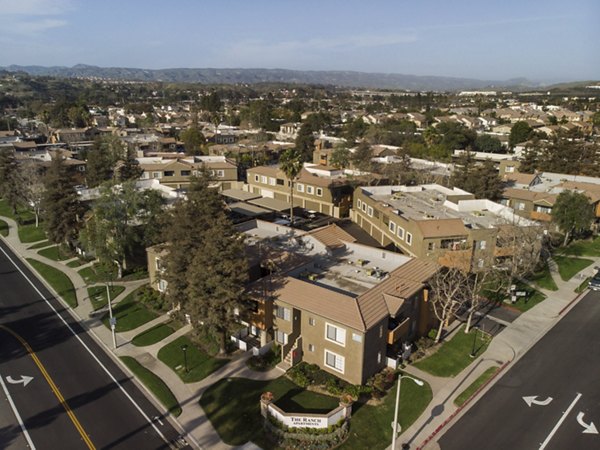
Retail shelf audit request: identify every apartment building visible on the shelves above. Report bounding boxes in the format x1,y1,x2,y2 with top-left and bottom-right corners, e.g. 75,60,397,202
147,220,438,385
246,164,356,218
137,154,238,190
352,184,536,270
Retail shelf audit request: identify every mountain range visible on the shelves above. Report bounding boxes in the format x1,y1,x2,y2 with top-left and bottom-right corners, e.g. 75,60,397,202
2,64,547,91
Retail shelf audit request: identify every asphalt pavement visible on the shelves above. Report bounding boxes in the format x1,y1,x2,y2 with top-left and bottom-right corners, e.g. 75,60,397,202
0,239,182,450
438,289,600,450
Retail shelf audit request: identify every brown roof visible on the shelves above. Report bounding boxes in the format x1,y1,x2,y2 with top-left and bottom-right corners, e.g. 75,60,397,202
416,219,468,238
559,181,600,204
248,166,281,177
503,188,556,204
273,277,367,330
503,172,537,186
307,224,356,250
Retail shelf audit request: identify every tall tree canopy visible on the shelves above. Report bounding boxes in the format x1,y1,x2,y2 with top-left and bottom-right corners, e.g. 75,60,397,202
509,121,533,148
552,190,594,245
162,174,249,353
279,148,303,223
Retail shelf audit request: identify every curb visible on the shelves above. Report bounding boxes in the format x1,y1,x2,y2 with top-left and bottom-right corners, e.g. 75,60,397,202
416,360,510,450
558,290,586,316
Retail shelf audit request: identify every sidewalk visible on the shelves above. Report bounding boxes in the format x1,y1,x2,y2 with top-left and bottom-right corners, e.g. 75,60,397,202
1,215,284,450
398,255,600,450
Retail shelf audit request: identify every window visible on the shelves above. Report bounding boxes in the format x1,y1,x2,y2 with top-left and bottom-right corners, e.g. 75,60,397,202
324,350,345,373
316,188,323,197
406,232,413,245
517,202,525,211
155,258,165,272
479,240,487,250
164,170,174,177
261,175,268,184
361,202,367,213
357,199,362,210
352,333,362,343
269,177,276,186
505,166,515,173
297,183,304,192
308,344,315,352
389,222,396,233
275,330,288,345
397,227,404,240
275,306,291,321
427,242,435,251
152,172,161,179
309,317,316,326
181,170,191,176
306,186,314,195
377,352,382,364
158,279,168,292
277,178,285,186
254,174,259,182
216,170,225,178
477,259,485,268
325,323,346,346
367,206,373,217
379,325,383,338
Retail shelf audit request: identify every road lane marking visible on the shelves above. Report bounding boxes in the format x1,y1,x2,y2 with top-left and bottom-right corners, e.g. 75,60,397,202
576,412,599,434
0,373,36,450
523,396,553,407
0,243,170,445
6,375,34,387
0,325,96,450
539,392,582,449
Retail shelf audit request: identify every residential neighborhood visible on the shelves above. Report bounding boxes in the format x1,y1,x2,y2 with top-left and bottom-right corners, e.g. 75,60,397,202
0,3,599,449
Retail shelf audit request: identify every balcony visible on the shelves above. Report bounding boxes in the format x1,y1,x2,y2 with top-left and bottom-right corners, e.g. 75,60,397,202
531,211,552,222
387,317,410,345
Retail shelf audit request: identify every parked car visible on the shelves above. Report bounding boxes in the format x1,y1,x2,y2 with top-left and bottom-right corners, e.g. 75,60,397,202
588,270,600,291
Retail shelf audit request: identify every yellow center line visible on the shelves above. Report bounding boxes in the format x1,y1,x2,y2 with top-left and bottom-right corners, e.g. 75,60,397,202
0,325,96,450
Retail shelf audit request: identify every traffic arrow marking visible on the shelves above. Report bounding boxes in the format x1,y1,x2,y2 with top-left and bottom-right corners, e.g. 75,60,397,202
523,395,553,407
5,375,34,387
577,412,598,434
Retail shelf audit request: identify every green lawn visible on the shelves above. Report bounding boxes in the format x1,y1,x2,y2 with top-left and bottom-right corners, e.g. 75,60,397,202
454,366,499,407
28,240,51,250
553,256,594,281
38,245,75,261
78,265,104,284
559,236,600,257
18,223,46,243
414,325,491,377
26,258,77,308
158,336,228,383
0,219,7,237
0,199,35,221
87,285,126,311
575,277,592,293
132,323,176,346
67,259,85,268
200,376,340,447
508,282,547,312
120,356,181,417
340,373,432,450
101,286,158,332
529,262,559,291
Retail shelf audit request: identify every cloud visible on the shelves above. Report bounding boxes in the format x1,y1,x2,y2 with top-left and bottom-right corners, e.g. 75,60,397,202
9,18,68,33
0,0,73,16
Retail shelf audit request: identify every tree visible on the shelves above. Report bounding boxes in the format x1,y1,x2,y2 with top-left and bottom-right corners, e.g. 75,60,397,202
163,174,249,354
87,135,126,187
451,152,503,200
181,126,206,156
279,149,303,224
294,123,315,162
428,267,469,343
329,144,350,169
20,161,45,228
474,134,503,154
552,190,594,246
42,156,81,247
0,148,22,216
509,121,533,148
83,181,164,278
518,142,540,174
116,147,143,182
351,142,373,173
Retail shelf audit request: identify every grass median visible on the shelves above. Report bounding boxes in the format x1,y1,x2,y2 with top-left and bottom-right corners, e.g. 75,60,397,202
132,323,176,346
0,219,7,237
88,285,126,311
454,366,499,407
26,258,77,307
120,356,181,417
101,285,158,332
553,256,594,281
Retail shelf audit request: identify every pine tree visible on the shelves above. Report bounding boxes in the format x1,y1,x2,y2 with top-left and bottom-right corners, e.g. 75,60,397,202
42,156,81,247
163,173,249,353
116,147,143,182
0,148,22,217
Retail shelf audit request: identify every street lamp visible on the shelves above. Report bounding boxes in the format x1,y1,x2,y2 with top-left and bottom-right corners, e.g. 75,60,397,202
181,344,188,373
392,374,424,450
106,281,117,349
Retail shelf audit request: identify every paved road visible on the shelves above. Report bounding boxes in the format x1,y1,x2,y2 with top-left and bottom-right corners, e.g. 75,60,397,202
0,239,184,450
439,289,600,450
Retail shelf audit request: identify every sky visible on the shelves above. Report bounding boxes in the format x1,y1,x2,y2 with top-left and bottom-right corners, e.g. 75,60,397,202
0,0,598,83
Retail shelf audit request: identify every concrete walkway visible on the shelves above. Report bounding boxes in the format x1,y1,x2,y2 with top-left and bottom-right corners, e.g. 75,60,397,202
398,254,600,450
0,215,283,450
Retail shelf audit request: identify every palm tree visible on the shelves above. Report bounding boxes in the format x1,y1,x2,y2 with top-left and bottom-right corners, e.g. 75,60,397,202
279,149,302,225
